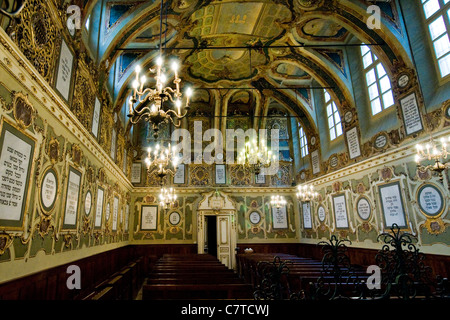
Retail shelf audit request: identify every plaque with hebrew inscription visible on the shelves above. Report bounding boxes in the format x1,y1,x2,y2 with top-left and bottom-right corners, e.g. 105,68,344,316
94,186,104,228
141,205,158,231
55,38,74,102
378,181,407,228
417,184,445,217
40,168,58,213
332,194,349,229
400,93,423,136
174,164,185,184
92,98,101,139
112,196,119,231
302,202,312,229
317,205,326,222
346,127,361,159
215,164,226,184
272,206,288,229
63,166,82,229
356,197,371,221
0,119,35,229
124,204,130,232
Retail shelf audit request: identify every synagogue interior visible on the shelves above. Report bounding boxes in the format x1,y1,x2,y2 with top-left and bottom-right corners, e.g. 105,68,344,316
0,0,449,304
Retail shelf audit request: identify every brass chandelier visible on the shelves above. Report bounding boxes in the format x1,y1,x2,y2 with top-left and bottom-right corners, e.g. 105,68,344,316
159,187,177,212
270,195,287,208
127,0,193,138
296,184,318,202
238,138,275,175
145,143,179,185
415,136,450,180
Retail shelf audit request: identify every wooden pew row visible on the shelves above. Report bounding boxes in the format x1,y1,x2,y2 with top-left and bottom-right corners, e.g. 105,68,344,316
146,278,244,285
148,272,239,279
237,253,370,299
144,254,253,300
83,256,145,300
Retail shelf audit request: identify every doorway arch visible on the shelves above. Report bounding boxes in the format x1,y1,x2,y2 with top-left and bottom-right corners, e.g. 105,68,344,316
197,190,237,269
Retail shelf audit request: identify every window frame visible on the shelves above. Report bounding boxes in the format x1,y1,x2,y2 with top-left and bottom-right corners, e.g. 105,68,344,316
421,0,450,82
298,124,309,158
360,44,395,116
323,89,343,142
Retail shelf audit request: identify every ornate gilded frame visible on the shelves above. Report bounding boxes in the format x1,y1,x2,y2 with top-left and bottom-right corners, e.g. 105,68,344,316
0,116,36,231
60,165,83,231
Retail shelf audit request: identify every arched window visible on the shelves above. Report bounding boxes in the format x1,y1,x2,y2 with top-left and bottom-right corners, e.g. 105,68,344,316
360,44,395,115
421,0,450,79
298,124,308,158
324,89,343,141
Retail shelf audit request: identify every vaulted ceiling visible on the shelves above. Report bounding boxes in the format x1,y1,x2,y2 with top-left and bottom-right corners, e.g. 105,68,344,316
83,0,413,146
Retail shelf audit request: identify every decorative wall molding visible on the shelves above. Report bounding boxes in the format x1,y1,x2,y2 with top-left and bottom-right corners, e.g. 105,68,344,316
0,28,132,191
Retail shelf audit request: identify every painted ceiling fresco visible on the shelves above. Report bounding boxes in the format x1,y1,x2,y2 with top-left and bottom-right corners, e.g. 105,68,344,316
82,0,405,144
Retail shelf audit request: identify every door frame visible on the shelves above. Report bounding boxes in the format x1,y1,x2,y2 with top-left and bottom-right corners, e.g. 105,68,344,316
196,191,237,269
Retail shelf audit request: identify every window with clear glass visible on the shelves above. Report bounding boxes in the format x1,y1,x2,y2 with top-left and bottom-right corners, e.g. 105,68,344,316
422,0,450,79
298,124,308,158
360,44,395,115
324,90,343,141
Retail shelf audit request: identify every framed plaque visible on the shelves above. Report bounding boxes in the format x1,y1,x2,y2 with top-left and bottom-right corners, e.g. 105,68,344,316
302,202,312,229
0,119,35,230
255,172,266,184
356,196,371,221
249,211,261,225
378,181,407,228
400,92,423,136
110,128,117,161
311,150,320,174
94,186,104,228
123,151,128,175
55,37,75,103
272,206,288,229
141,205,158,231
112,196,119,231
169,211,181,226
317,205,326,222
124,204,130,233
173,163,185,184
131,163,142,184
373,133,388,150
215,164,226,184
84,190,92,216
332,194,349,229
62,166,82,230
40,168,58,214
417,184,445,218
105,202,111,222
346,127,361,160
91,97,101,139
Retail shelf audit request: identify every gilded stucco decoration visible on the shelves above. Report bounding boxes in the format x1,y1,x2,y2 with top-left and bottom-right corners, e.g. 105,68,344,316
12,92,35,130
7,0,58,83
